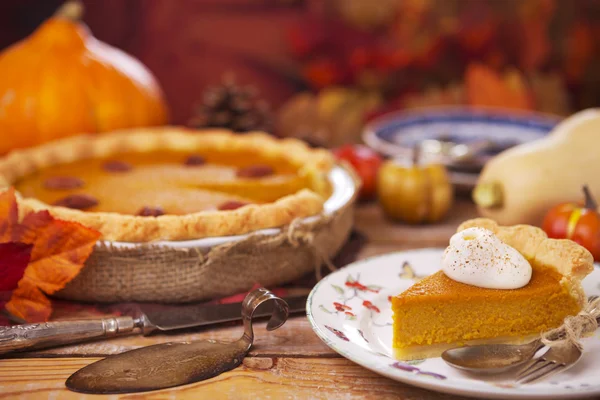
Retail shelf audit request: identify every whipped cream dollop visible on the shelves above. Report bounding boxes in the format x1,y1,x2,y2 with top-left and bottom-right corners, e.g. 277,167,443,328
442,227,532,289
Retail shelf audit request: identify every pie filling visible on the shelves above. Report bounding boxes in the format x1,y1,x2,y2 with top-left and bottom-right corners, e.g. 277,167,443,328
392,265,581,360
15,150,322,216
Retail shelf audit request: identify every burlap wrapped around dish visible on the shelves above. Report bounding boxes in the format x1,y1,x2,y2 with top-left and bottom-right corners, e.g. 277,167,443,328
55,195,355,303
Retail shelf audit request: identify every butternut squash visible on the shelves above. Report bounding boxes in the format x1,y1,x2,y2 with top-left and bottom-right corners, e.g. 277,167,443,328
473,108,600,226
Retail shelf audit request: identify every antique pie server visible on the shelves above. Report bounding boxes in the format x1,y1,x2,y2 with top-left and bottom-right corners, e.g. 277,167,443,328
0,290,307,355
65,287,289,394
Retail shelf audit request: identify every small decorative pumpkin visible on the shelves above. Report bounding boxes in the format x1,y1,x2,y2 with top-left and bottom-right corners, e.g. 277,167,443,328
0,0,168,154
542,185,600,261
376,147,453,224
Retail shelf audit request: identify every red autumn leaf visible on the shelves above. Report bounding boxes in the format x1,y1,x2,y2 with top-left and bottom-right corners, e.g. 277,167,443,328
0,187,101,322
0,242,32,291
0,242,32,326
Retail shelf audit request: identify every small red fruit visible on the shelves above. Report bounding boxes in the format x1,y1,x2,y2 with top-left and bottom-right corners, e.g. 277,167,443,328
333,144,382,200
542,185,600,261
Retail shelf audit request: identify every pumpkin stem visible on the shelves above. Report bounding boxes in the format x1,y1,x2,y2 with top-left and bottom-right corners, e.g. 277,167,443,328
583,185,598,210
473,181,504,209
55,0,84,21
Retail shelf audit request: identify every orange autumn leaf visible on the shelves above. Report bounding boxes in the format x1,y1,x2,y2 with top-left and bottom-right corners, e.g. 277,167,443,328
465,63,534,110
18,212,100,294
0,187,18,240
6,281,52,323
0,188,101,322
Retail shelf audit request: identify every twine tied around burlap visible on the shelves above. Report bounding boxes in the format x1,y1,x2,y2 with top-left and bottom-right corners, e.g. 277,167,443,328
286,216,338,280
541,296,600,351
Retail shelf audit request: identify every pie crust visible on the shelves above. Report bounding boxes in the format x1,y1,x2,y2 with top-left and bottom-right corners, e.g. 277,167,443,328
0,127,335,242
458,218,594,306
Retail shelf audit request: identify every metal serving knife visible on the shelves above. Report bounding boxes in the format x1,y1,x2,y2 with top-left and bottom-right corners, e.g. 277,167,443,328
66,287,291,394
0,294,307,355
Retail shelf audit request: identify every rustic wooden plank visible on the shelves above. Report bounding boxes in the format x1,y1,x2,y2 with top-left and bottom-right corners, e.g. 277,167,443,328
0,357,472,400
8,317,336,358
354,199,478,245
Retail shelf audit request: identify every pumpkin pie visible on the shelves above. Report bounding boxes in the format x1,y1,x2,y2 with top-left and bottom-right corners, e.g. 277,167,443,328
392,218,594,360
0,127,335,242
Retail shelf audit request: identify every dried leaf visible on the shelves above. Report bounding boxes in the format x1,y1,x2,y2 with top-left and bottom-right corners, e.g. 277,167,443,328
0,187,101,322
6,280,52,323
0,242,32,291
6,214,100,321
466,63,533,110
12,210,54,250
19,216,101,294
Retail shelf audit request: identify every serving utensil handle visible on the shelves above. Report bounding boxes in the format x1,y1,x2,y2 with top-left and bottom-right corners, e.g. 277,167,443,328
0,317,137,355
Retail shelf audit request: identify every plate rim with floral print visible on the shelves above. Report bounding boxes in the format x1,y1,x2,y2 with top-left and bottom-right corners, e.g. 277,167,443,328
306,248,600,399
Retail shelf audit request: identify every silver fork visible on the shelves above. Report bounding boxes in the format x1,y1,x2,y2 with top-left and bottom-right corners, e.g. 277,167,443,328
515,343,582,384
516,295,599,384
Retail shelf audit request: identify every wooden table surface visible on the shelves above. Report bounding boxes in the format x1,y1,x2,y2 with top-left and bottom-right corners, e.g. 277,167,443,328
0,199,483,400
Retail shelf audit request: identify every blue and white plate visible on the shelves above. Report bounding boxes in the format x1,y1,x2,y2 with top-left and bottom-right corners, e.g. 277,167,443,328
306,249,600,399
363,107,561,190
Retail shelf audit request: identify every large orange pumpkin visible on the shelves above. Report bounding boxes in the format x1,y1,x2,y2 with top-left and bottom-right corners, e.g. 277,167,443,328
0,1,169,154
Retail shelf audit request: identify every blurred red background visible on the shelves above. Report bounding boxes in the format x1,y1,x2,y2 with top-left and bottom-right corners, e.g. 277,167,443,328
1,0,599,127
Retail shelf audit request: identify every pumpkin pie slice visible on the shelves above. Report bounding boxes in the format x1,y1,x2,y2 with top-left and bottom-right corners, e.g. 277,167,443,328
392,218,594,360
0,127,335,242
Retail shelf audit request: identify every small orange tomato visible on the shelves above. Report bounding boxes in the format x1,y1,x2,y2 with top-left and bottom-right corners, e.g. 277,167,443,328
542,185,600,261
334,144,383,200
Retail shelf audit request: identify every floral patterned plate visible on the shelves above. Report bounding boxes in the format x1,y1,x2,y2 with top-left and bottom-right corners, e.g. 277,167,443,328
306,249,600,399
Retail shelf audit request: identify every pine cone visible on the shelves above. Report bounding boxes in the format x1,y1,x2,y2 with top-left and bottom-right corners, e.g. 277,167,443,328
189,77,272,133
